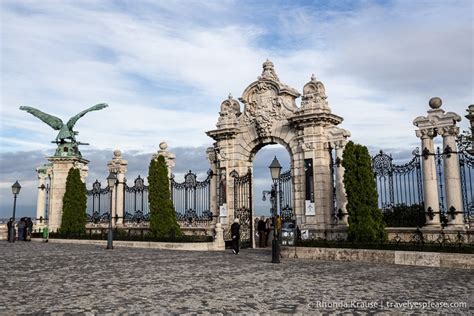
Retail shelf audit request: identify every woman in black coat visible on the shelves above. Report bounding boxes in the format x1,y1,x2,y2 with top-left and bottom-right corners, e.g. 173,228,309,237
231,218,240,254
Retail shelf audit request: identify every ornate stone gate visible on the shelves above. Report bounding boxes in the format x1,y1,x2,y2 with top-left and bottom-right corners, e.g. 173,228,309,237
206,60,351,238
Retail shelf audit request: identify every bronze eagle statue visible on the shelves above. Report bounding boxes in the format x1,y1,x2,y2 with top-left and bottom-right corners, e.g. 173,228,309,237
19,103,108,143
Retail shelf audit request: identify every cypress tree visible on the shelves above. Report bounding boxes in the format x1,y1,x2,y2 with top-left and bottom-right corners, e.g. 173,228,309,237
148,155,181,238
342,141,387,242
60,168,87,235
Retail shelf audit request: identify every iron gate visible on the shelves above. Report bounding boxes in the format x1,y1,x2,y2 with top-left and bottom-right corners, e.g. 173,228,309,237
229,169,252,248
123,176,149,223
372,149,424,209
372,149,425,227
86,180,111,223
459,149,474,223
171,170,213,226
279,170,293,221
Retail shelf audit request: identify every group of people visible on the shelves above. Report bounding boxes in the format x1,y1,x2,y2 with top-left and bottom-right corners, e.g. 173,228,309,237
7,217,33,242
229,215,283,255
256,215,281,248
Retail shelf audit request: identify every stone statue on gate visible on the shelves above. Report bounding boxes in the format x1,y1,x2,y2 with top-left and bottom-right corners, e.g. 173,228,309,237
19,103,108,158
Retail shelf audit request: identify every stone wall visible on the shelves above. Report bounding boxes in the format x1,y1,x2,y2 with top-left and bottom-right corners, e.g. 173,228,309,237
31,238,224,251
281,246,474,269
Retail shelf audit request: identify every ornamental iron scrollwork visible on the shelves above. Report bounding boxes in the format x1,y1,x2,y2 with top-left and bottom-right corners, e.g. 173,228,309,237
458,146,474,226
280,205,294,221
171,170,213,226
86,180,111,223
372,148,423,212
279,169,293,222
226,168,252,248
124,176,149,224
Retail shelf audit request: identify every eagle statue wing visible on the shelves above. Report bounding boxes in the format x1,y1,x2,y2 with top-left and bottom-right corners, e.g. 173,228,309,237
19,106,64,130
67,103,108,129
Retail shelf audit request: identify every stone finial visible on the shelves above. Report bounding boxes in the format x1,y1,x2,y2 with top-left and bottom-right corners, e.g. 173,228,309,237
228,93,233,99
217,95,241,128
429,97,442,109
259,59,279,82
159,142,168,150
154,142,176,177
108,149,128,174
301,74,330,112
414,98,461,137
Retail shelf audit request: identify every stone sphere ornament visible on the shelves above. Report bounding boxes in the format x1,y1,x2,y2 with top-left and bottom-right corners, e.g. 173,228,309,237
159,142,168,150
429,97,442,109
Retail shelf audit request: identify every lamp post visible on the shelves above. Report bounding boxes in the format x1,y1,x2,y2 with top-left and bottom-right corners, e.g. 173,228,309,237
106,171,117,250
269,156,282,263
9,181,21,243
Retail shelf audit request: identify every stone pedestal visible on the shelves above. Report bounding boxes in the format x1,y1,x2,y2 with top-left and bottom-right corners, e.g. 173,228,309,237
47,156,89,232
214,223,225,250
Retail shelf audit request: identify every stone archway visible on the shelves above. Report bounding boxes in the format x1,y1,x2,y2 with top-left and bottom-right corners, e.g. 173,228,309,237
206,60,351,240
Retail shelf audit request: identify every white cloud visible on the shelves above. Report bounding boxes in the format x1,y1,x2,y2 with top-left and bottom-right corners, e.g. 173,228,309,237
0,1,472,217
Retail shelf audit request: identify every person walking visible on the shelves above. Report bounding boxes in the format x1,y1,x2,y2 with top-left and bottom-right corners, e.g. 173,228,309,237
264,218,271,247
17,219,25,241
231,218,240,255
276,215,282,241
7,218,14,243
26,217,33,241
42,225,49,243
257,217,266,247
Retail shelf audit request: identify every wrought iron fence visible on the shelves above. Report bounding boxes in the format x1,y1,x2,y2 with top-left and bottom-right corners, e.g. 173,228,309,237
171,170,213,226
372,149,424,227
86,180,111,223
373,144,474,227
434,147,447,217
279,170,293,221
87,171,214,227
123,176,149,223
459,149,474,224
372,148,424,210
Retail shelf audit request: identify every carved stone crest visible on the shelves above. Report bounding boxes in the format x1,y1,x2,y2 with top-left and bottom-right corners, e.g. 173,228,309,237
238,60,300,137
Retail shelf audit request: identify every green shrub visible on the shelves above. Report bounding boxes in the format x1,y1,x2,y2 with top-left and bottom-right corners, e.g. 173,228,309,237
59,168,87,234
383,204,426,227
148,155,181,237
342,141,387,242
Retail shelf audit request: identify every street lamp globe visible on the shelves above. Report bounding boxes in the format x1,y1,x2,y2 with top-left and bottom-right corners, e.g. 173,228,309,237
12,181,21,195
269,156,282,181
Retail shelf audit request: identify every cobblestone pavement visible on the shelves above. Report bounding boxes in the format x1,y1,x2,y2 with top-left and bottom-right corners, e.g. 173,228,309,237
0,242,472,315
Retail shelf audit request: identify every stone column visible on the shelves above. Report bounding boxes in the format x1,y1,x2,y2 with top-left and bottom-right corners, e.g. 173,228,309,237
416,128,440,227
440,126,464,228
334,140,348,226
47,157,89,232
107,150,128,226
35,164,51,227
414,97,463,229
214,222,225,250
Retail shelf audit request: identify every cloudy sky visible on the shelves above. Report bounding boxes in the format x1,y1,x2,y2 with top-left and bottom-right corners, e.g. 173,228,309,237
0,0,472,218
